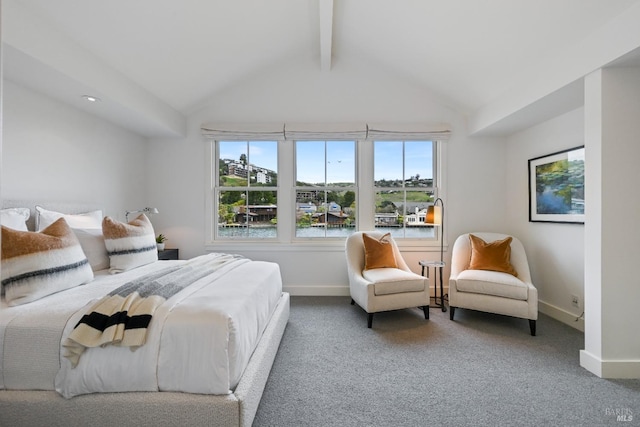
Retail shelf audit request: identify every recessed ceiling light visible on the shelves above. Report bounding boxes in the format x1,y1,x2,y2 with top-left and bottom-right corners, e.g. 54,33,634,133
82,95,100,102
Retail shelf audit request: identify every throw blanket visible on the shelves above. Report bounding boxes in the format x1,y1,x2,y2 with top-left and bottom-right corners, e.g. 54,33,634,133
63,253,245,367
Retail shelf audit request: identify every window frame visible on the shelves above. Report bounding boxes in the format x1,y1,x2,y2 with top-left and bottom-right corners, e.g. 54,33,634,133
212,140,280,241
373,140,438,240
205,136,446,252
293,140,358,241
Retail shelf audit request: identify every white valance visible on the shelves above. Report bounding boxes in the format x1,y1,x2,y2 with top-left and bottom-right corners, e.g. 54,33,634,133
366,123,451,141
284,123,368,141
201,123,285,141
201,122,451,141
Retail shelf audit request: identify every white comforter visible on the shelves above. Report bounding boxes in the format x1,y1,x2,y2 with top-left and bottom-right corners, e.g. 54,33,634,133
0,255,283,398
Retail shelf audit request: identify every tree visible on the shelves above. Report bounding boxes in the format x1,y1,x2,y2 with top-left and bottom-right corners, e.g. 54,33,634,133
343,191,355,208
219,159,228,176
220,191,243,204
218,204,236,224
297,213,312,227
326,191,340,205
248,191,275,204
239,153,247,166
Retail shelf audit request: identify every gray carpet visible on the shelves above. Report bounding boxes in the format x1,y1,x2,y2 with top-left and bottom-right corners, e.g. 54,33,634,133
253,296,640,427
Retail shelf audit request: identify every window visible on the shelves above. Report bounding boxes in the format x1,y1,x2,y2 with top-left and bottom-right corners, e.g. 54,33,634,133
374,140,437,238
216,141,278,239
207,128,445,246
295,141,357,238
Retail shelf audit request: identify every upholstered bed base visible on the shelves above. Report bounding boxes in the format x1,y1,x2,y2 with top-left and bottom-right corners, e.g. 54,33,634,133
0,292,290,427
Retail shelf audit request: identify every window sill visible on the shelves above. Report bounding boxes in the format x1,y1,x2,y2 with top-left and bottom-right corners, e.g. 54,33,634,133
205,240,447,253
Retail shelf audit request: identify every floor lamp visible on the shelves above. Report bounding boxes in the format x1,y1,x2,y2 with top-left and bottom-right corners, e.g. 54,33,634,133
425,197,446,311
426,198,444,262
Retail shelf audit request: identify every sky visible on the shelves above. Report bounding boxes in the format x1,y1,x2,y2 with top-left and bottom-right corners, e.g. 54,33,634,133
374,141,433,183
219,140,434,185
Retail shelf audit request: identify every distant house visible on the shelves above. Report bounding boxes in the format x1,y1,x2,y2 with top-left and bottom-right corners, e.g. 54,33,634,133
296,202,317,213
234,204,277,223
228,162,248,178
375,212,399,225
256,171,270,184
322,202,342,212
405,208,428,226
315,211,349,226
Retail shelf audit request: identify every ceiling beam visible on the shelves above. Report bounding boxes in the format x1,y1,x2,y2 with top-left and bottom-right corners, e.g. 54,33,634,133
319,0,334,72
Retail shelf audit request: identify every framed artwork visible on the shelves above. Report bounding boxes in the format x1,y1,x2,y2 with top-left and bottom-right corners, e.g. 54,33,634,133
529,146,585,224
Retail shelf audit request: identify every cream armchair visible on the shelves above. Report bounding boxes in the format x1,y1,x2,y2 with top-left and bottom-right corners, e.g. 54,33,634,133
346,231,429,328
449,232,538,336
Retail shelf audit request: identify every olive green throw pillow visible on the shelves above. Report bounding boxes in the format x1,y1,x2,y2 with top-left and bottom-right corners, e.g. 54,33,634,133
363,232,398,270
468,234,518,277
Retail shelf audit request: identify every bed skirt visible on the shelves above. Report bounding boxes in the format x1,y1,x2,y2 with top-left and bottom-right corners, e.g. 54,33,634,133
0,292,290,427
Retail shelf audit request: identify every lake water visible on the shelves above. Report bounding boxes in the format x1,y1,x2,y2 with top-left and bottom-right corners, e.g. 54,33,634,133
217,226,435,239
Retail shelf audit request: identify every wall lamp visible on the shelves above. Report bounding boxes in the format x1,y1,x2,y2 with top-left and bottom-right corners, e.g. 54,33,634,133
125,207,159,222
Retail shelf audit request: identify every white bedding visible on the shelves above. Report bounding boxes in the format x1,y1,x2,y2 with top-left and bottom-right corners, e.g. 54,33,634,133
0,256,283,398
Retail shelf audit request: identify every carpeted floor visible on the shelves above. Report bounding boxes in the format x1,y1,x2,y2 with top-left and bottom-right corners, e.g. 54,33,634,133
253,296,640,427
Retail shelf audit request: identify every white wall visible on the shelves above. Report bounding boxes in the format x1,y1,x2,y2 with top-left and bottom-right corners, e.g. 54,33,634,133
2,54,508,297
581,67,640,378
147,54,508,294
505,108,585,330
2,80,148,220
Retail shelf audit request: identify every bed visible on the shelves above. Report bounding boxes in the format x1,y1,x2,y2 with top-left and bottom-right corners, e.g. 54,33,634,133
0,201,289,427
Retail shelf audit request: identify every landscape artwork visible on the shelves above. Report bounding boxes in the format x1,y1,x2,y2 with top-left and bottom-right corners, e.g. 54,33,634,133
529,146,585,224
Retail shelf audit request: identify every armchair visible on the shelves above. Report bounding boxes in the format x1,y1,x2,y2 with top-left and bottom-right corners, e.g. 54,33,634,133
346,231,429,328
449,232,538,335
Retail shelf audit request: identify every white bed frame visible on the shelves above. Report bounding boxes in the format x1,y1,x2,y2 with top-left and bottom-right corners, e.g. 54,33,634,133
0,201,290,426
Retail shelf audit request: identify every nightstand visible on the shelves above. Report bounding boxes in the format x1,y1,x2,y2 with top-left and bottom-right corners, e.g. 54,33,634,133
157,248,179,260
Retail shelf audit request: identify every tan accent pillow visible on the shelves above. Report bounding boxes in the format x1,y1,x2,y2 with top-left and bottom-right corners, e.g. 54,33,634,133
363,232,398,270
468,234,518,277
1,218,94,306
102,214,158,273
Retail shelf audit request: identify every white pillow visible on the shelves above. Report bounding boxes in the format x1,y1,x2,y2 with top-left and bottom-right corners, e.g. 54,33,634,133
0,208,30,231
73,228,110,271
36,206,103,231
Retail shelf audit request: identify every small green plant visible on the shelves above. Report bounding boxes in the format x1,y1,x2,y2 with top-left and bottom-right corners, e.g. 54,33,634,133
156,234,167,244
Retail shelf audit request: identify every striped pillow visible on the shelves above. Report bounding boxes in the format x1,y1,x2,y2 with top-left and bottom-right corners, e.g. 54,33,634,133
1,218,94,306
102,214,158,274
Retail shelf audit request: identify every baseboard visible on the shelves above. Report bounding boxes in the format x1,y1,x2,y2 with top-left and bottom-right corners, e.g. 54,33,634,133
539,300,584,332
283,285,449,297
283,285,350,296
580,350,640,378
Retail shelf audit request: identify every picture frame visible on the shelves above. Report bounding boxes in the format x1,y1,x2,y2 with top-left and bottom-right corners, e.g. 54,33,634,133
528,146,585,224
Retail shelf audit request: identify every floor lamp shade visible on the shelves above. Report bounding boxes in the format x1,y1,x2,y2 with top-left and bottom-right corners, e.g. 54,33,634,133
426,205,442,226
426,198,444,263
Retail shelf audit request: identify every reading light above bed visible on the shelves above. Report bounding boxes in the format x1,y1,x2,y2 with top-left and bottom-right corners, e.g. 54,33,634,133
125,207,158,222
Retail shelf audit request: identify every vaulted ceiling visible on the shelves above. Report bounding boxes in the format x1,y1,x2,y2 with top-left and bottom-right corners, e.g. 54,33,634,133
4,0,640,137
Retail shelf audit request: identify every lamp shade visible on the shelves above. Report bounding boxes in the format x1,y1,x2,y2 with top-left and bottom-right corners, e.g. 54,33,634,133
426,205,442,225
126,207,159,221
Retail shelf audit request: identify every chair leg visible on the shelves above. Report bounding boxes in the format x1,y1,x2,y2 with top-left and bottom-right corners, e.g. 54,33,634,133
422,305,429,320
367,313,373,328
350,299,355,305
529,319,536,336
449,306,455,320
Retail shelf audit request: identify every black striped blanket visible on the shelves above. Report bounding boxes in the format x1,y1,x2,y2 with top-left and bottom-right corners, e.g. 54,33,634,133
62,253,245,367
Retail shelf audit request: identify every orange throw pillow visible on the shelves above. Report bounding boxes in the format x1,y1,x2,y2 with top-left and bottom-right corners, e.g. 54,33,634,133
363,232,398,270
468,234,518,277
